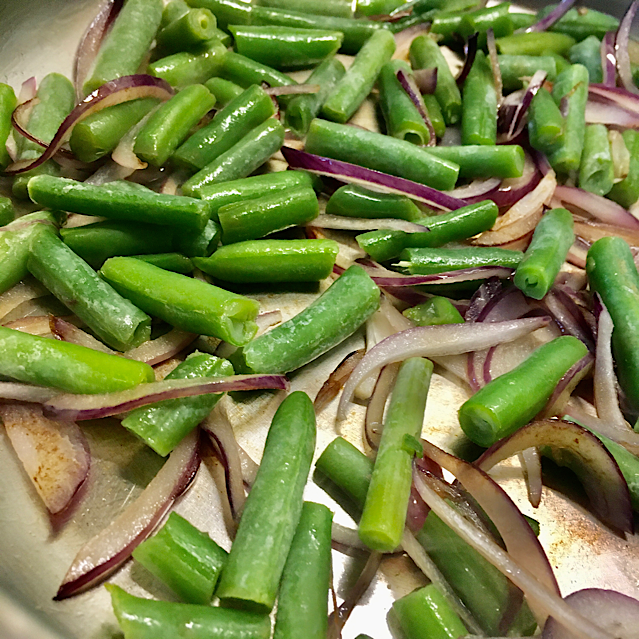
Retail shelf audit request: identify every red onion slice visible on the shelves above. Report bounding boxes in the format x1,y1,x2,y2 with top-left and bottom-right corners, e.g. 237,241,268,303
17,76,37,105
413,67,438,95
543,287,594,350
0,405,90,515
616,0,639,95
519,447,543,508
572,216,639,247
393,23,433,63
282,146,466,211
498,70,547,143
588,84,639,114
123,329,197,365
85,160,136,185
364,265,516,288
524,0,576,33
337,316,550,420
477,419,634,535
50,316,116,354
3,315,53,337
364,362,399,450
0,382,58,403
457,33,479,87
314,348,365,413
43,374,289,422
5,75,174,175
396,68,436,145
486,28,503,106
584,99,639,127
447,177,501,200
310,214,429,233
601,31,618,88
54,429,199,599
567,237,591,269
542,354,594,418
0,280,48,323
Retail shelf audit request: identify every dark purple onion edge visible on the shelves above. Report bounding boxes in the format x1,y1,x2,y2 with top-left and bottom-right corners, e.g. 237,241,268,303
456,32,479,87
544,353,594,417
601,31,617,87
396,68,436,145
616,0,639,94
544,286,595,351
367,266,515,288
498,70,547,142
524,0,577,33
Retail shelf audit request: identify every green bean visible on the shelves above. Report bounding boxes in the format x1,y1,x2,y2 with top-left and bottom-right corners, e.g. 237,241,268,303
357,201,499,262
424,145,525,179
256,0,352,18
197,170,317,218
0,211,57,295
398,246,523,275
0,196,15,227
462,51,497,146
273,502,333,639
378,60,431,145
498,54,557,91
156,8,218,56
429,11,467,42
173,85,275,172
496,32,576,56
326,184,422,221
0,83,16,170
83,0,163,95
204,77,245,107
587,237,639,411
175,218,222,257
107,584,271,639
218,51,297,90
218,186,318,243
527,87,564,154
28,176,212,232
459,336,588,447
28,232,151,351
508,11,536,31
305,119,459,191
182,119,285,196
122,352,234,455
458,3,514,44
149,39,228,88
186,0,252,31
423,94,445,138
162,0,190,27
100,257,259,346
578,124,614,196
392,584,468,639
359,357,433,552
132,512,229,605
132,253,194,273
403,297,464,326
69,99,160,163
356,0,405,18
230,26,344,71
194,239,337,282
537,5,619,41
216,391,316,612
513,208,574,300
322,29,395,124
568,35,603,83
134,84,216,167
608,131,639,208
0,326,154,394
231,264,379,374
543,49,571,74
547,63,589,175
284,56,346,136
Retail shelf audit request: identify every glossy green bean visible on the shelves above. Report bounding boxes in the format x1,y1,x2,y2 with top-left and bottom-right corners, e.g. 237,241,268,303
403,297,464,326
568,35,603,83
537,5,619,41
608,130,639,208
204,77,244,107
423,94,445,138
0,83,16,170
100,257,259,346
326,184,422,221
424,145,525,179
496,32,576,56
173,85,275,172
218,51,297,89
231,265,379,374
156,8,218,55
508,11,536,31
28,232,152,351
132,253,193,273
175,218,222,257
122,352,234,455
194,239,338,282
186,0,252,30
462,51,497,146
216,391,316,612
256,0,352,18
578,124,614,196
458,3,514,44
181,119,285,196
527,87,564,153
305,119,459,190
132,512,229,605
0,196,15,227
498,54,557,91
162,0,190,27
83,0,163,94
398,246,523,274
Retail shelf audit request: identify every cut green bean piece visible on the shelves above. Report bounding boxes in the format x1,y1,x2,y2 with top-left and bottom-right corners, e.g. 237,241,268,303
359,357,433,552
204,77,244,107
322,30,395,124
135,84,216,167
537,5,619,41
285,56,346,136
28,176,212,232
392,584,468,639
462,51,497,146
175,218,222,257
459,336,588,447
0,196,14,227
100,257,259,346
162,0,190,27
219,51,297,90
514,208,574,300
122,352,234,455
608,130,639,208
0,83,17,170
498,55,557,91
403,297,464,326
83,0,163,94
156,8,218,55
398,246,523,275
108,584,271,639
326,184,422,221
28,232,151,351
356,0,404,18
133,512,228,604
273,502,333,639
496,32,576,56
181,119,285,196
217,391,316,613
423,94,445,138
186,0,252,30
528,87,564,153
231,265,379,374
424,145,525,179
305,119,459,191
256,0,352,18
568,35,602,83
173,85,275,172
132,253,194,273
0,326,154,394
194,239,337,282
458,2,514,44
544,49,571,75
509,11,536,31
218,186,318,244
578,124,614,196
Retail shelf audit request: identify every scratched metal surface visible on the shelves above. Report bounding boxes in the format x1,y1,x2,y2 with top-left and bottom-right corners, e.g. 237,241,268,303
1,1,639,638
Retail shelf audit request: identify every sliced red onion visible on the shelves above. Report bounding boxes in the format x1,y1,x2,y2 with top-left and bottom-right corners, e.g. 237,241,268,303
364,265,516,288
73,0,124,97
5,75,174,175
43,374,289,422
524,0,576,33
396,68,436,145
314,348,365,413
567,237,591,269
85,160,136,185
498,70,547,143
0,382,58,403
616,0,639,95
457,33,479,87
393,23,433,63
337,316,550,420
310,214,429,233
50,316,116,354
282,146,466,212
123,329,197,365
542,353,594,418
519,447,543,508
601,31,618,88
264,84,320,96
543,287,595,350
364,362,399,450
573,216,639,247
0,405,90,515
413,67,438,95
331,522,368,553
111,105,159,170
465,277,503,321
486,28,503,106
17,76,37,105
477,419,634,535
588,83,639,114
3,314,53,336
584,98,639,127
447,177,501,200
